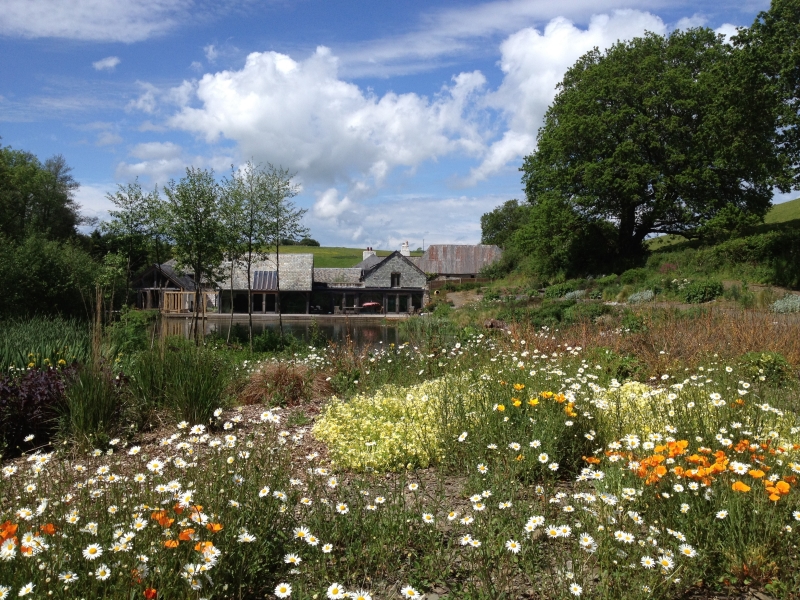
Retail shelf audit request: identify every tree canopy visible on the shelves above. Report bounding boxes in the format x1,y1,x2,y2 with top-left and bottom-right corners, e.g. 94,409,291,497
521,28,784,263
0,147,82,242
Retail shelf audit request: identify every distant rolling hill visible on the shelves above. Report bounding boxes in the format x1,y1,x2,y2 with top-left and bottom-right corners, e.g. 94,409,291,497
764,196,800,224
277,246,423,268
647,197,800,250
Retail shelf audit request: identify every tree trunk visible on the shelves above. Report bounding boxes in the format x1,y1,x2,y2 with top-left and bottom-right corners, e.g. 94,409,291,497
277,245,283,344
193,260,201,346
227,261,235,344
247,255,253,353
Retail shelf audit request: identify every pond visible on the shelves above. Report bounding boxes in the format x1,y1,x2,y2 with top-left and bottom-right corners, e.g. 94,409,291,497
160,316,408,347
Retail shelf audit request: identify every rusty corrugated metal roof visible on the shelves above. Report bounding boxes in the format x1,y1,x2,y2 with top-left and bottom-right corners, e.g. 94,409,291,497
416,245,502,275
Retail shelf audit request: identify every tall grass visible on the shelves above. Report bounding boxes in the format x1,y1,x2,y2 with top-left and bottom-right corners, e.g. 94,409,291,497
0,317,91,370
127,340,233,425
61,367,126,448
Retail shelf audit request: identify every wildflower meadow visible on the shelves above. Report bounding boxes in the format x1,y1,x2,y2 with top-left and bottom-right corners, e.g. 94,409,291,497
2,322,800,599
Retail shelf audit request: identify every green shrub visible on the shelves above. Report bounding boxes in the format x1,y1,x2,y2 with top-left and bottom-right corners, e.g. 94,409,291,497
543,281,580,298
563,302,610,324
595,274,618,285
738,351,794,387
682,280,723,303
619,267,649,285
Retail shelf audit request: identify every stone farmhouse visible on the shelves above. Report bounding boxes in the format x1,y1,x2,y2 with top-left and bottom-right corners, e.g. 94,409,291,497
134,249,428,315
132,244,501,315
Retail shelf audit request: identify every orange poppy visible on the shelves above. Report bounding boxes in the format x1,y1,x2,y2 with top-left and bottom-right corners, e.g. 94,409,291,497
732,481,751,492
206,522,223,533
39,523,56,535
178,528,195,541
144,589,157,599
164,540,179,548
0,521,18,540
748,469,765,478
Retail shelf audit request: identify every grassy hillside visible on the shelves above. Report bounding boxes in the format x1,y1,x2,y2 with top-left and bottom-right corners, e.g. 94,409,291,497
277,246,423,268
764,196,800,224
647,197,800,250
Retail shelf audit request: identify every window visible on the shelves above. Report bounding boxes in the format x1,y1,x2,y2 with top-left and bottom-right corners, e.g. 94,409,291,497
391,272,401,287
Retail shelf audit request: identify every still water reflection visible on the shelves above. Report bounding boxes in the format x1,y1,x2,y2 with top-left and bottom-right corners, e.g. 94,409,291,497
161,317,407,348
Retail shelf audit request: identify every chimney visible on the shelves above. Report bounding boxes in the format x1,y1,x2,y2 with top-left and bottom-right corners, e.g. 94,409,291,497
363,247,376,260
400,241,410,257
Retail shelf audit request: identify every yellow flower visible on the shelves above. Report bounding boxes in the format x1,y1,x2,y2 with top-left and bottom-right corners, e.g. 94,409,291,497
512,398,522,407
528,398,539,407
496,404,505,412
513,383,525,391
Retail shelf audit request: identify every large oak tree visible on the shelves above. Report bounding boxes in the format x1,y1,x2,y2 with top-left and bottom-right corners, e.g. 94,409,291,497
521,28,783,261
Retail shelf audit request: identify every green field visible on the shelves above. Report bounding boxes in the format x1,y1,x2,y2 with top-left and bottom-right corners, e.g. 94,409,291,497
764,196,800,224
277,245,423,268
647,196,800,249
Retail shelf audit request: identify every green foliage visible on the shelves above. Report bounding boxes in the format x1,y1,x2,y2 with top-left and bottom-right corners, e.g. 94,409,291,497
0,147,81,243
480,199,527,248
738,351,793,386
510,194,617,279
543,281,581,298
251,329,302,353
682,280,724,303
61,366,127,448
0,317,91,370
619,268,649,285
164,346,231,424
522,28,780,261
562,301,611,323
105,308,159,359
0,234,97,319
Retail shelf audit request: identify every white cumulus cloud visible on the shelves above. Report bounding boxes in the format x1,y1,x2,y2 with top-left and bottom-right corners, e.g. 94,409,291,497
159,46,487,188
313,188,354,220
93,56,121,71
466,10,667,184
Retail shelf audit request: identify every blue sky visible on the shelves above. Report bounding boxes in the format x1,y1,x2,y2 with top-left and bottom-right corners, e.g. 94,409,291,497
0,0,777,249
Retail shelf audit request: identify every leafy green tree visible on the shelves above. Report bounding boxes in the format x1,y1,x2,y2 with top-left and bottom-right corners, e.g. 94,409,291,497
735,0,800,190
164,168,224,342
522,29,782,261
225,161,296,351
103,179,151,304
509,194,616,280
0,147,82,242
0,234,96,318
480,200,528,248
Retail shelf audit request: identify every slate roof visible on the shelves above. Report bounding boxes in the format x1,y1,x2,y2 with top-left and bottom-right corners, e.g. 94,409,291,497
416,245,502,275
217,254,313,291
353,254,384,271
313,268,363,287
157,262,198,290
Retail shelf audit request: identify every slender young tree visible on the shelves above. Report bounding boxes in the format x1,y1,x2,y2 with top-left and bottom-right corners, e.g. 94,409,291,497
264,166,307,342
103,179,149,306
219,171,247,344
164,168,224,343
225,162,308,350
